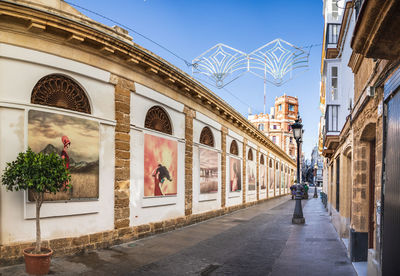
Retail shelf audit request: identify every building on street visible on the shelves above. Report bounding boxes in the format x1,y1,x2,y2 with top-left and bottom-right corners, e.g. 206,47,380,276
311,145,323,186
319,0,400,275
248,94,298,160
0,0,296,264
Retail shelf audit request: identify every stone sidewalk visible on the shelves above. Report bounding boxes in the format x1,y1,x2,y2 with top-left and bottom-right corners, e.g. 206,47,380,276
0,193,356,276
269,194,356,276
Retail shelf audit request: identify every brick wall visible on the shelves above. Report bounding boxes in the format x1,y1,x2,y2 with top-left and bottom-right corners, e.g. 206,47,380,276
221,127,228,207
256,148,260,200
113,76,135,229
184,106,195,216
242,138,247,204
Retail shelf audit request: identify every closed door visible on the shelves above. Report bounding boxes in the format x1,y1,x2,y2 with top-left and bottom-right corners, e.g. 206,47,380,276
383,90,400,275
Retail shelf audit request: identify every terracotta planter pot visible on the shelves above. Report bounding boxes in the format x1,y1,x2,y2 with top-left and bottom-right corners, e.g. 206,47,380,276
23,247,53,275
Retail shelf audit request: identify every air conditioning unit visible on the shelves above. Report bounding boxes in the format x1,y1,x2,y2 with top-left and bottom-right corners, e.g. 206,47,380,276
367,86,375,97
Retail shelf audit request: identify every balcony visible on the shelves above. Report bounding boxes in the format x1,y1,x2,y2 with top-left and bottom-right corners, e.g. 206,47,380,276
325,23,341,59
325,104,340,133
322,105,340,158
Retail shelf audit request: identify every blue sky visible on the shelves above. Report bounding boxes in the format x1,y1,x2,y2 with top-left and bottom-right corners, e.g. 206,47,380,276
72,0,323,158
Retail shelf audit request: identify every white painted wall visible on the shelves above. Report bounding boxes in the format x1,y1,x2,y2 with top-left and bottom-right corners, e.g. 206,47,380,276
268,155,276,198
246,146,257,203
225,133,243,207
259,149,268,200
0,44,115,244
192,115,222,214
324,3,355,136
130,87,185,226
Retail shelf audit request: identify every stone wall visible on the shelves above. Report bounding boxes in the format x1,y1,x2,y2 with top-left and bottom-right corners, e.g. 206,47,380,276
0,0,296,265
112,76,135,229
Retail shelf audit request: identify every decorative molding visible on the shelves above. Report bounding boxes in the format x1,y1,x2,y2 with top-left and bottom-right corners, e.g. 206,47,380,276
199,126,214,147
144,106,173,135
31,74,91,114
230,140,239,156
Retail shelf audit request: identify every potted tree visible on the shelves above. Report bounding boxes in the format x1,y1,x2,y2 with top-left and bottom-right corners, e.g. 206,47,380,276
1,147,70,275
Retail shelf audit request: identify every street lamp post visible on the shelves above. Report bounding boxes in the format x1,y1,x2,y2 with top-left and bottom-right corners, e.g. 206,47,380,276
291,115,305,224
313,164,318,198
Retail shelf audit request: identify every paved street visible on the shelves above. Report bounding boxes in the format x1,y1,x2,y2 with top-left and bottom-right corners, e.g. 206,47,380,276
0,193,356,276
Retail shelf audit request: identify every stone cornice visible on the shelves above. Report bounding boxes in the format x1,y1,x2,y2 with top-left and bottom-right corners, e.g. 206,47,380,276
0,0,295,166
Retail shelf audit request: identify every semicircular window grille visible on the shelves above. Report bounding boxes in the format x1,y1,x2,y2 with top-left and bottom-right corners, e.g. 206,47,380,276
230,140,238,155
31,74,91,114
248,149,253,161
144,106,172,135
199,126,214,147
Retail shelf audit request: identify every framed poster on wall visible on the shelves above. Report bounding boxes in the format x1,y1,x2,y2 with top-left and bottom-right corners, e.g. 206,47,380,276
144,133,177,196
229,157,242,192
28,110,99,201
199,147,218,194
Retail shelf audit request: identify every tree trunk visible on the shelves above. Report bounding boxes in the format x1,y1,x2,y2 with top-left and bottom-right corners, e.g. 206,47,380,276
35,193,42,253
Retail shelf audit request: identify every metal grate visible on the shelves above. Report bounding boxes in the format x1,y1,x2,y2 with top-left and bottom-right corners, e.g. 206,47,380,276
247,148,253,160
31,74,91,114
230,140,238,155
200,126,214,147
144,106,172,135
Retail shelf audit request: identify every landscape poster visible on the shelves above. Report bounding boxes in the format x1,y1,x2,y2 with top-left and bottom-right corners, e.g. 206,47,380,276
230,157,241,192
144,133,177,196
247,161,256,191
28,110,99,201
260,165,266,190
199,148,218,194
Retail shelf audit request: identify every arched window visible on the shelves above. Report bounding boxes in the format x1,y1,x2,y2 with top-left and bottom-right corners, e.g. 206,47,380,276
199,126,214,147
260,155,264,165
281,164,284,171
269,159,273,168
276,162,279,170
230,140,238,155
31,74,91,113
144,106,172,134
248,148,253,161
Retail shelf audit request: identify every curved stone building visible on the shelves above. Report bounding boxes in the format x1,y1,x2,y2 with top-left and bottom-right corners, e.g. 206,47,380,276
0,0,295,263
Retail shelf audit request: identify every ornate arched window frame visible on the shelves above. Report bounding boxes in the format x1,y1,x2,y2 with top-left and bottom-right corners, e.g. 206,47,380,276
230,140,238,155
144,105,173,135
247,148,253,161
31,74,91,114
199,126,214,147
